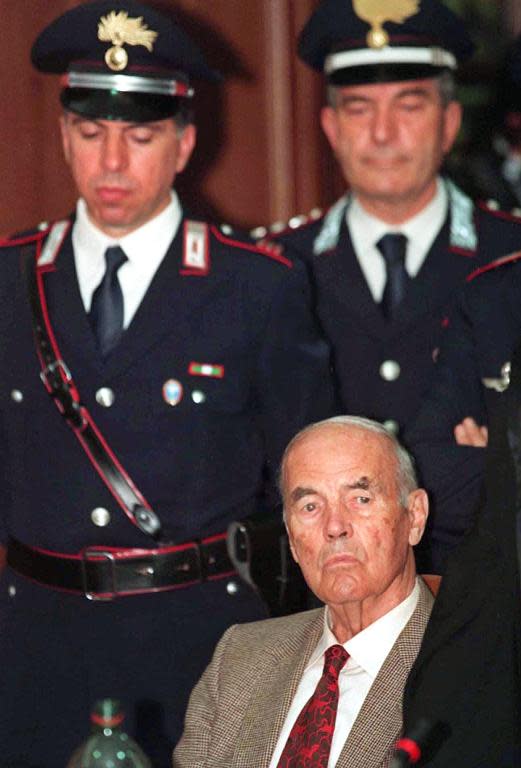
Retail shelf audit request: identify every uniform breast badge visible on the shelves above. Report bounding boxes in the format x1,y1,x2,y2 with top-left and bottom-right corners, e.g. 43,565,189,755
98,11,158,72
162,379,184,407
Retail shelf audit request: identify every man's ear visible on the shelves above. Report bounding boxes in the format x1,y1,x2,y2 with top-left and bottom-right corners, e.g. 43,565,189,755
59,113,72,165
320,106,341,153
175,123,197,173
407,488,429,546
285,519,300,565
442,100,463,155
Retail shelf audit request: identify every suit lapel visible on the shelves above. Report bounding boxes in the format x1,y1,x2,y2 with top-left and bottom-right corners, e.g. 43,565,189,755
101,227,184,379
392,217,475,331
43,230,102,375
232,611,325,768
312,224,387,337
100,219,215,380
337,580,434,768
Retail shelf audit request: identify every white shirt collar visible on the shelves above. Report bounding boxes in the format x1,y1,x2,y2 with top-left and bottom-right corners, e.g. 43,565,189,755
349,178,447,249
72,191,183,321
74,190,182,264
306,578,420,679
347,179,448,300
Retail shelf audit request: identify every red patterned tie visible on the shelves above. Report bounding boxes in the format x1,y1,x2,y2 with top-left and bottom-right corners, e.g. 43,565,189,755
277,644,349,768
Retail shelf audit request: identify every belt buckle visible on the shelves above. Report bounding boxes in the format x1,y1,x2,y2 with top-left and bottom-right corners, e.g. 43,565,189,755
40,359,72,390
40,360,84,427
81,548,117,601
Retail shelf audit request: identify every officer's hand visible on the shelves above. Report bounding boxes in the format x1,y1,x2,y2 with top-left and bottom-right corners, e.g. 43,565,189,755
454,417,488,447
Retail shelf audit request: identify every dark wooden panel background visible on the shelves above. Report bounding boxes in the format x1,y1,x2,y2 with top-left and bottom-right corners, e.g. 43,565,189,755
0,1,519,236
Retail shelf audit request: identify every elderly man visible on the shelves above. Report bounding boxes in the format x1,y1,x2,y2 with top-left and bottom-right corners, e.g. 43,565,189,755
268,0,521,445
0,2,332,766
174,416,432,768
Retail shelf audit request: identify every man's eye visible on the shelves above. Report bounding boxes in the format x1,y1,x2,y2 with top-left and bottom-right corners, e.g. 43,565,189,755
341,102,368,115
79,127,100,139
303,502,317,513
130,131,153,144
400,99,424,112
356,496,371,504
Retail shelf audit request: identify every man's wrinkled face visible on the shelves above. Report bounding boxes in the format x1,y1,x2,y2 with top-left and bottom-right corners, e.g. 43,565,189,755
320,78,462,218
283,425,427,611
60,113,196,237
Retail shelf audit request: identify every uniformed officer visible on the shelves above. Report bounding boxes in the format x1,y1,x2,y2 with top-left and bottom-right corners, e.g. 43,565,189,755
0,3,332,766
266,0,521,442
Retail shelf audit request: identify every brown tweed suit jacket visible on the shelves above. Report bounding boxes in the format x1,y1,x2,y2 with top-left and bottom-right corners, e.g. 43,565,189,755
173,579,433,768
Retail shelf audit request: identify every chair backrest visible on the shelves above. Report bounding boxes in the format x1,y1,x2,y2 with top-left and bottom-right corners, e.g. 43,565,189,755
421,574,442,596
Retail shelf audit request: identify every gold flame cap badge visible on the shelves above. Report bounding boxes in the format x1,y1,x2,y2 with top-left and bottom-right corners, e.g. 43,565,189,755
352,0,420,49
98,10,158,72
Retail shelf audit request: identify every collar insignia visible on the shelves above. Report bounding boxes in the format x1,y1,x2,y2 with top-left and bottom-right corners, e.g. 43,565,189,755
98,11,158,72
353,0,420,49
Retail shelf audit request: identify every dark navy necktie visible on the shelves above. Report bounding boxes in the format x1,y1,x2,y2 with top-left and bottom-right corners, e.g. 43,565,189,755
377,233,409,321
90,245,128,357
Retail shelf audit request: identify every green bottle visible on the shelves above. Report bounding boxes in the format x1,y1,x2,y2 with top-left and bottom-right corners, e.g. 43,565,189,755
67,699,152,768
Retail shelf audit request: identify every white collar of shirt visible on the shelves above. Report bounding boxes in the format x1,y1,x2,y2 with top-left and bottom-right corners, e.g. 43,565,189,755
347,178,448,302
73,190,182,326
308,578,420,678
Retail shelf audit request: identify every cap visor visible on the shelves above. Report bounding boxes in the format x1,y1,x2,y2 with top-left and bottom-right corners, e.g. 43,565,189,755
61,88,181,122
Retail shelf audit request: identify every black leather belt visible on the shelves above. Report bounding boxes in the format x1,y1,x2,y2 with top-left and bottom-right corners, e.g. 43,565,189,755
7,535,236,600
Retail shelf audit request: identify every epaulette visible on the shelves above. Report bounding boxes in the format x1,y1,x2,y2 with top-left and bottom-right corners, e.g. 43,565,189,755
466,249,521,283
249,207,324,240
211,222,292,268
0,220,51,248
478,199,521,223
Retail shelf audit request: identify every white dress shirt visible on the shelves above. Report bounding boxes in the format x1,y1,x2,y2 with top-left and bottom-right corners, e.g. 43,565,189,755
73,191,182,328
348,178,448,302
269,580,420,768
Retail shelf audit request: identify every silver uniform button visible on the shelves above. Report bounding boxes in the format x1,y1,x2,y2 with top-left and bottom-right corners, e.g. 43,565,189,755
91,507,111,527
379,360,401,381
11,389,23,403
96,387,115,408
8,585,16,597
192,390,206,404
383,419,399,435
250,225,268,239
289,215,306,229
226,580,239,595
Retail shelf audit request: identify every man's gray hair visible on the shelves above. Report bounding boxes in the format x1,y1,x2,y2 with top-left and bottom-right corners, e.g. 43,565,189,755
279,415,419,511
326,70,457,109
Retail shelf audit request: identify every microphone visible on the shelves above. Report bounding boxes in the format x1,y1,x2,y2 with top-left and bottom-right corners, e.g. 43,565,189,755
391,718,451,767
